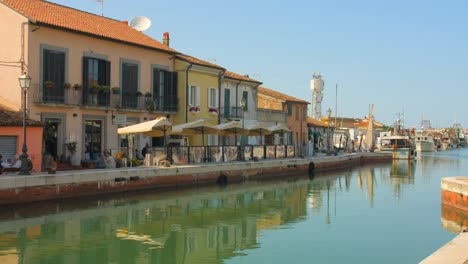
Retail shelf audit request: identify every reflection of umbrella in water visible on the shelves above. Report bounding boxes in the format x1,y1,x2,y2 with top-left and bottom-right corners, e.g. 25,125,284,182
171,119,220,147
246,122,272,145
216,121,249,145
117,117,172,146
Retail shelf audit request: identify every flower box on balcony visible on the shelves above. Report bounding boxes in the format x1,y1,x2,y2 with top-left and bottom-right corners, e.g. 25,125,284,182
208,107,218,115
189,105,200,113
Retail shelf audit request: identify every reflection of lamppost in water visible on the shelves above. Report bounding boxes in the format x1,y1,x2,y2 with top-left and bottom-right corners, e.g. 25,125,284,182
18,73,31,175
326,108,332,155
326,179,331,224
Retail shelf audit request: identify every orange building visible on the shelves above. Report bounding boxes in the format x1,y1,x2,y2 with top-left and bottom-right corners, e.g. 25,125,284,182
257,86,309,155
0,106,44,171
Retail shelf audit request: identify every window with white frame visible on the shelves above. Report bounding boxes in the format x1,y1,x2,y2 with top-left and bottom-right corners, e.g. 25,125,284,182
208,88,218,108
188,85,200,106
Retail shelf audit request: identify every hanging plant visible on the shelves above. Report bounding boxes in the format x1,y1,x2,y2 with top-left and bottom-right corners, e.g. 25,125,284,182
63,82,72,89
136,91,143,97
144,92,152,98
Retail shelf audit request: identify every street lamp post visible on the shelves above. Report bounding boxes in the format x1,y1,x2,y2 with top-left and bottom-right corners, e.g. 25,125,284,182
239,97,246,161
326,108,332,156
18,73,31,175
240,97,246,145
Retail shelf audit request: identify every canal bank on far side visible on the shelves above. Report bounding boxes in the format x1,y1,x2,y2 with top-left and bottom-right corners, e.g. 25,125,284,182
0,152,391,205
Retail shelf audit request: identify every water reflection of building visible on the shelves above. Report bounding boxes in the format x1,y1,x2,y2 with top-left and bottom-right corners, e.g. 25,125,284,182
0,181,308,264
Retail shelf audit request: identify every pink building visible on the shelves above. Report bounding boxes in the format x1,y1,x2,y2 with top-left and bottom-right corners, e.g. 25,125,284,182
0,0,179,165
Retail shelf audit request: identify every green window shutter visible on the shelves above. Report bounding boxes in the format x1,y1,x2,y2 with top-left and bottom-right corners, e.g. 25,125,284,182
242,91,248,111
287,103,292,116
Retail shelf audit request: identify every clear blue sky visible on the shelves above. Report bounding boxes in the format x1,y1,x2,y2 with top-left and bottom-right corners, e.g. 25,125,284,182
49,0,467,128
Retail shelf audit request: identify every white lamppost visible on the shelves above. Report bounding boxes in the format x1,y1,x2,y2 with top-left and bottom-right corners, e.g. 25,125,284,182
326,108,332,155
240,97,246,145
18,73,32,175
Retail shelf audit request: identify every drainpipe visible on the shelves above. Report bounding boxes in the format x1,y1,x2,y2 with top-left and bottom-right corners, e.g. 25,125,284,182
217,69,225,125
20,22,29,73
185,63,193,123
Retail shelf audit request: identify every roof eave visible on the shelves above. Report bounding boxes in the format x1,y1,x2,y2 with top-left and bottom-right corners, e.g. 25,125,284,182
35,22,180,55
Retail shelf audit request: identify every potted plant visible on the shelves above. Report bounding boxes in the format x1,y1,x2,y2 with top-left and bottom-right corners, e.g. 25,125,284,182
144,92,152,98
73,83,82,90
136,91,143,97
44,81,55,89
101,85,111,93
63,82,72,89
89,84,100,94
111,87,120,94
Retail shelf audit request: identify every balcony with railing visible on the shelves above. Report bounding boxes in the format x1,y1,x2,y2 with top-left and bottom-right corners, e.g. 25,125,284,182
257,108,287,123
33,87,178,113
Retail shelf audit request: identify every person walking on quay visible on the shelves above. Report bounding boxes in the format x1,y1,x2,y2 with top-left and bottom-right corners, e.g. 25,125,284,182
142,143,150,157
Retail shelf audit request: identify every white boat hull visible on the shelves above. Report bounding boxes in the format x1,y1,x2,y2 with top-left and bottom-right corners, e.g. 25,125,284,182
380,147,416,160
415,141,434,152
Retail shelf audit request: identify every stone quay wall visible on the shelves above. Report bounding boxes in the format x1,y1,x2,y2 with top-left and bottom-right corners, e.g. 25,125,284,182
0,153,391,205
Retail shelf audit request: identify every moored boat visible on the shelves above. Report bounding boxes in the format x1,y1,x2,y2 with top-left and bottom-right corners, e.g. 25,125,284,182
380,135,416,160
415,133,435,152
378,116,416,160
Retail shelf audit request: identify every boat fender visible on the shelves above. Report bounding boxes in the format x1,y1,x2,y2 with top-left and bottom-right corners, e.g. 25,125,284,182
308,162,315,173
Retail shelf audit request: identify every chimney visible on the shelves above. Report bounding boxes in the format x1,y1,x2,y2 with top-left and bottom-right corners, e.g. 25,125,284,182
121,20,128,25
163,32,170,47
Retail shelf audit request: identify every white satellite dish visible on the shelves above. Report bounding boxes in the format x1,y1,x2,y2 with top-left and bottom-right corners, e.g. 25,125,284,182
129,16,151,32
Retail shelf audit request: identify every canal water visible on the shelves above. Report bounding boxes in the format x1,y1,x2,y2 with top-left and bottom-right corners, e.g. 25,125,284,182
0,149,467,264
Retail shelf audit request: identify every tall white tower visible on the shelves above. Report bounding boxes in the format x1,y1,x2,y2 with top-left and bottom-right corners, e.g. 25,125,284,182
311,73,324,119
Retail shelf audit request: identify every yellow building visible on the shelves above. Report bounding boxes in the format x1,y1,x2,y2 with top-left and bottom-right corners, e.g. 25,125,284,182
173,55,225,146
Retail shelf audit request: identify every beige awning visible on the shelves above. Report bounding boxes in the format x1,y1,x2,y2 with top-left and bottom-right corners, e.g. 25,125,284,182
246,122,272,136
117,117,172,137
216,121,249,135
267,123,291,134
172,119,220,146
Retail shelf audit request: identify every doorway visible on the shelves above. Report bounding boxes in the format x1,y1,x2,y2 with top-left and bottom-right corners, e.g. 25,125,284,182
43,118,60,159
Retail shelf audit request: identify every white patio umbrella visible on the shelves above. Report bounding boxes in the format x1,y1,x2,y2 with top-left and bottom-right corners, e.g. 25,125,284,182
117,117,172,146
246,122,272,145
171,119,220,146
216,121,249,145
267,123,291,134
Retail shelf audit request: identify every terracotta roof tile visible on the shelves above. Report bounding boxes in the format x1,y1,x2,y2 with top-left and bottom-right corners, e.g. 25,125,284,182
176,54,225,70
258,86,309,104
0,106,44,127
224,71,262,84
1,0,177,53
307,117,328,127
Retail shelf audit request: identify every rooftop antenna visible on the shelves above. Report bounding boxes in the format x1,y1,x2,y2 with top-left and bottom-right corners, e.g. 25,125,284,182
130,16,152,32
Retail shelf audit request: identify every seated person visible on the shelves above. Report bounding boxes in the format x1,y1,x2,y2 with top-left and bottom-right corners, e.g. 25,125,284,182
3,156,21,169
135,149,144,160
94,153,106,169
104,151,116,169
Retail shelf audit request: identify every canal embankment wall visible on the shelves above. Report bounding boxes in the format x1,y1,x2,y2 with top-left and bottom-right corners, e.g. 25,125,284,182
0,152,391,205
420,176,468,263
